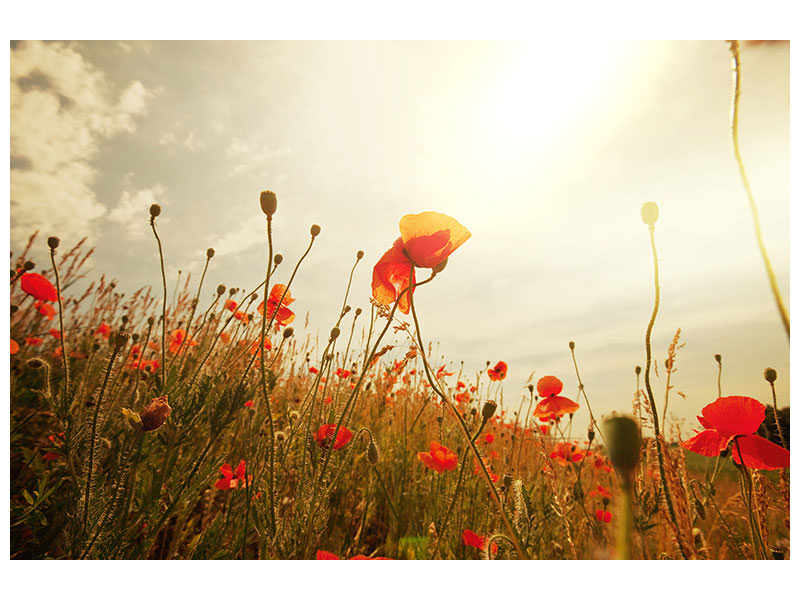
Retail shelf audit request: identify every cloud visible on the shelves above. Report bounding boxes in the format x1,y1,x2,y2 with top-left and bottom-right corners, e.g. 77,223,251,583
225,137,291,175
211,216,266,259
107,180,169,240
158,119,205,150
10,41,153,248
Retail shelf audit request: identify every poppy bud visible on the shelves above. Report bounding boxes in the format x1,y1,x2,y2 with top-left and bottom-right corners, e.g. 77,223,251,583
329,327,340,341
367,441,379,465
47,236,60,250
503,474,513,488
132,333,140,342
343,305,351,315
764,367,777,383
283,327,294,339
588,428,595,442
229,288,238,295
355,307,362,316
216,285,226,295
714,354,722,364
147,316,155,326
139,394,172,431
603,413,641,477
259,190,277,216
356,250,364,260
602,496,610,507
310,224,321,237
26,358,46,369
207,248,215,258
640,202,659,226
432,257,448,274
527,384,534,393
274,254,283,265
121,315,129,324
635,365,641,375
482,400,497,421
114,332,129,350
149,203,161,218
23,260,35,271
569,341,575,350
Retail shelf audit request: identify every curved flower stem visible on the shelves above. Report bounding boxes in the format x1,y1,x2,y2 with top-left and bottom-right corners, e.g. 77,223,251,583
406,268,529,559
728,40,789,338
767,380,787,450
733,437,769,559
643,222,682,544
49,246,70,413
569,344,606,446
150,215,168,389
175,252,212,373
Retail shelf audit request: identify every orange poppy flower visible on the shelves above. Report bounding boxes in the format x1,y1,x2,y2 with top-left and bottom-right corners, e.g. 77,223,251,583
335,368,352,379
549,441,585,466
168,329,197,354
95,322,111,339
11,339,20,354
248,337,273,357
418,441,458,473
314,424,353,450
225,299,238,312
371,212,471,314
20,273,58,302
257,284,295,327
487,361,507,381
533,375,579,421
35,301,57,320
25,337,44,346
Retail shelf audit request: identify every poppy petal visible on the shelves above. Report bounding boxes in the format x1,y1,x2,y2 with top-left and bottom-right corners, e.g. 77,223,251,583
681,429,731,457
536,376,563,398
731,434,790,470
371,238,415,314
701,396,765,436
399,212,471,268
20,272,58,302
316,550,340,560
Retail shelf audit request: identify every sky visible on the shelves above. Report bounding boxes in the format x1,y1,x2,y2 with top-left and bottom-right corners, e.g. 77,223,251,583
9,40,790,437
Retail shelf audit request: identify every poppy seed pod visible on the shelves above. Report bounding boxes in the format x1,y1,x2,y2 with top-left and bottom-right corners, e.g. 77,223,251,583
329,327,340,341
114,332,129,350
482,400,497,421
569,341,575,350
355,307,362,316
47,236,60,249
367,441,379,465
635,365,641,375
310,224,321,237
283,327,294,339
764,367,777,383
714,354,722,364
603,414,641,477
640,202,659,226
207,248,215,258
356,250,364,260
588,428,595,442
259,190,277,216
527,384,534,393
139,395,172,431
149,203,161,218
26,358,46,369
217,284,226,295
23,260,35,271
147,316,155,326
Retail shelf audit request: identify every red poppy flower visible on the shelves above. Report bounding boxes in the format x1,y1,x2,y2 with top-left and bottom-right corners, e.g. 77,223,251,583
335,368,352,379
214,460,249,490
25,337,43,346
35,301,57,320
309,366,319,374
219,332,231,344
95,322,111,339
589,485,612,499
681,396,790,470
436,365,454,379
371,212,471,314
595,509,612,523
48,328,61,339
225,299,238,312
20,272,58,302
417,441,458,473
315,424,353,450
244,400,254,408
533,375,579,421
483,433,494,444
257,284,295,327
462,529,498,555
473,458,500,482
550,442,585,467
487,361,508,381
168,329,197,354
248,337,273,357
11,339,20,355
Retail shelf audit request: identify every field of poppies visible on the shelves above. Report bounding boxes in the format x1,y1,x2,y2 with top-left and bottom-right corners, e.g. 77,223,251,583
9,193,790,560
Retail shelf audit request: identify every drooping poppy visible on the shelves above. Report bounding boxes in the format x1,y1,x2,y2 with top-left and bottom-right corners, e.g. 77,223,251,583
681,396,790,470
417,441,458,473
487,361,508,381
257,284,295,327
533,375,579,421
314,424,353,450
214,460,248,490
20,272,58,302
371,212,471,314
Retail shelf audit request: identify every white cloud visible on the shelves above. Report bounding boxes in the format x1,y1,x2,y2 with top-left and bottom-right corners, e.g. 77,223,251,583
212,216,266,259
225,137,291,175
107,181,169,239
158,119,205,150
10,41,153,248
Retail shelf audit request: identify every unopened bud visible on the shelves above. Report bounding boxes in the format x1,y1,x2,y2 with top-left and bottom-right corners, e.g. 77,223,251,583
714,354,722,364
635,365,641,375
482,400,497,421
217,284,226,295
23,260,35,271
283,327,294,339
367,441,379,465
132,333,140,342
694,499,706,520
640,201,659,226
343,305,351,315
207,248,215,258
764,367,777,383
503,474,513,488
259,190,277,216
114,332,129,350
569,341,575,350
149,204,161,218
527,384,534,393
147,316,155,326
139,394,172,431
329,327,340,341
274,254,283,265
47,236,60,250
604,413,641,479
355,307,362,316
588,428,595,442
310,224,321,237
356,250,364,260
11,305,19,314
26,358,46,369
